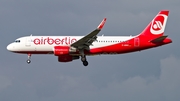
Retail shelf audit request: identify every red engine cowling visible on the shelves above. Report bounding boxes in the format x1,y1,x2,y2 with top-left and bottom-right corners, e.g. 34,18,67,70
54,46,70,56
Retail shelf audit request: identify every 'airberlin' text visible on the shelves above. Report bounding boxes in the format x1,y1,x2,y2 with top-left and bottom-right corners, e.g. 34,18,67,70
33,37,77,45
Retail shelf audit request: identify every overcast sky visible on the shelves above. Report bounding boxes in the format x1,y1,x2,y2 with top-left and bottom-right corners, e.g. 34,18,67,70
0,0,180,101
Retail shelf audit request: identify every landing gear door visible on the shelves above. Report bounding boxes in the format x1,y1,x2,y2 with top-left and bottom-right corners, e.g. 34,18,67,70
25,37,31,46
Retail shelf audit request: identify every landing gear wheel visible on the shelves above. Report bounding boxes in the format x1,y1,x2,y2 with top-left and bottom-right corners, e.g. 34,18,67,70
26,53,31,64
26,59,31,64
79,50,88,66
83,61,88,66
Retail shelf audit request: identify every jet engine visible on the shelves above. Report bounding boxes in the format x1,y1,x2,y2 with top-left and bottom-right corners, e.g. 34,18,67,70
58,55,79,62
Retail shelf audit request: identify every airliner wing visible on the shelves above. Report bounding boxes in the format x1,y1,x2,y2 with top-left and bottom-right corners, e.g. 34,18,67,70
71,18,106,50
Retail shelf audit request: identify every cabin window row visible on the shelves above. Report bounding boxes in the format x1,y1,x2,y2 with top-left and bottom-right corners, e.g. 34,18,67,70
95,40,125,43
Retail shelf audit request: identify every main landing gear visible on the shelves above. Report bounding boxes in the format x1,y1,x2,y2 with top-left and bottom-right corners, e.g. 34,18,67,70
26,53,31,64
80,50,88,66
81,56,88,66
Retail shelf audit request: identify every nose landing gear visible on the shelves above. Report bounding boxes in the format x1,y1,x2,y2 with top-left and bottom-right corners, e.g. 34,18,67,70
26,59,31,64
26,53,31,64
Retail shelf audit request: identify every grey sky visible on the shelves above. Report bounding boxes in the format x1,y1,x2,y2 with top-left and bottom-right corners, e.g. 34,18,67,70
0,0,180,101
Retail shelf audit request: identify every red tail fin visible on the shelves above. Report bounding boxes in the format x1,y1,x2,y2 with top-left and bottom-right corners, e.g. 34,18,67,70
139,10,169,38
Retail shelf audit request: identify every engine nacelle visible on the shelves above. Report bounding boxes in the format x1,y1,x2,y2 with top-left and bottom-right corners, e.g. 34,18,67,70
54,46,77,56
58,55,72,62
58,55,80,62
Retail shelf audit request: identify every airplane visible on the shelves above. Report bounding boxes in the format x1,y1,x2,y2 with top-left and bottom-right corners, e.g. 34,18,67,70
7,10,172,66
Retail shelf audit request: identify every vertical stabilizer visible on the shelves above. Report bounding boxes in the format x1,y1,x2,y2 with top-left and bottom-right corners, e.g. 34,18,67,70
139,10,169,38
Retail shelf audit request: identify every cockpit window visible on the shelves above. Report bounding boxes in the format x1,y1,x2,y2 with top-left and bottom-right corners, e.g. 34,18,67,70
15,40,20,43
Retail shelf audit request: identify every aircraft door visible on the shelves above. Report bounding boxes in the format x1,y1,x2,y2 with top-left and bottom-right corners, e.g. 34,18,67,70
134,37,140,47
25,37,31,46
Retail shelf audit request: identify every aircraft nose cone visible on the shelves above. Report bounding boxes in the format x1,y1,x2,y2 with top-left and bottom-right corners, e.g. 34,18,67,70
7,44,13,51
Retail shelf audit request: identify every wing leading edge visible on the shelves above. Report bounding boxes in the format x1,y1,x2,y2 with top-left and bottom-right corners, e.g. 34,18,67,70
71,18,106,50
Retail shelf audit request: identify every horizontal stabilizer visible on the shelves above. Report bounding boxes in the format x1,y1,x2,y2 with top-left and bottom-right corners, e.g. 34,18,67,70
150,35,168,43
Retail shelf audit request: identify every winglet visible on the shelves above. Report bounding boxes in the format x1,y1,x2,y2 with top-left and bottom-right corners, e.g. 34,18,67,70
97,18,106,30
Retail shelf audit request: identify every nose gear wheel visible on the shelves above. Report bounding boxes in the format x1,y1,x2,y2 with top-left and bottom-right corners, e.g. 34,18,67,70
26,53,31,64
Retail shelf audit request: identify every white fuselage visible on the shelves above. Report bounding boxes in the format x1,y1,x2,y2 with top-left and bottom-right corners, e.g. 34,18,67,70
7,36,135,53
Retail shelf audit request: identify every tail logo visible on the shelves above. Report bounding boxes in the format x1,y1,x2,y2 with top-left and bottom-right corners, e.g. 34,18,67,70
153,21,163,29
150,14,168,35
